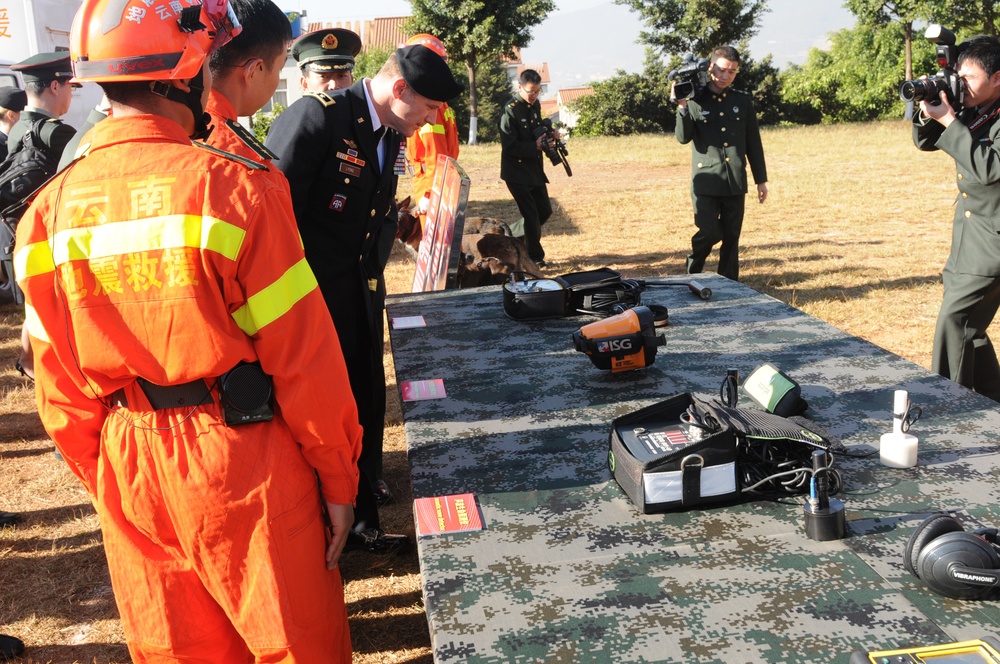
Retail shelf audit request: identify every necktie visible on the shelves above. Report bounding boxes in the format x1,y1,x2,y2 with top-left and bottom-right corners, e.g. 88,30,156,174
374,127,386,172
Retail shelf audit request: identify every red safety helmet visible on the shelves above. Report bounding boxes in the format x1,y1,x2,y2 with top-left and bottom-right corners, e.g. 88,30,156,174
406,33,447,59
70,0,241,83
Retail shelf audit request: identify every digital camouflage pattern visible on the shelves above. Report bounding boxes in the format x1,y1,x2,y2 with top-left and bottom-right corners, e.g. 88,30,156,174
386,274,1000,663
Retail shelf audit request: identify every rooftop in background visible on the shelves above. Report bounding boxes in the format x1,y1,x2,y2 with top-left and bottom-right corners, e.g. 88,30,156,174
557,87,593,104
306,16,409,51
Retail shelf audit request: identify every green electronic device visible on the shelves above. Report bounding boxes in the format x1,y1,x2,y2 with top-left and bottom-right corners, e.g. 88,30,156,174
850,636,1000,664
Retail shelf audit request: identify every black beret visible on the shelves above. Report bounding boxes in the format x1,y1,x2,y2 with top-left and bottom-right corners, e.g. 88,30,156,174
396,44,463,102
11,52,73,83
292,29,362,72
0,86,27,112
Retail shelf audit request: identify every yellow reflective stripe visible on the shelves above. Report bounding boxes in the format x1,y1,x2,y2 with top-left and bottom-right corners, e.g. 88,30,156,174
16,215,245,279
24,303,49,343
418,123,446,136
231,257,317,336
14,240,56,280
50,215,245,265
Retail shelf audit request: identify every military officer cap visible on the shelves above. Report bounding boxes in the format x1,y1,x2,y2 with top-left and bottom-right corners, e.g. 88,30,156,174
396,44,464,102
0,86,27,112
11,52,74,83
292,28,362,72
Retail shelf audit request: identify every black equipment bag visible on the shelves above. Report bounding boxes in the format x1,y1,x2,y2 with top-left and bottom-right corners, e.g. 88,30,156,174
609,393,835,513
503,267,645,320
0,118,59,214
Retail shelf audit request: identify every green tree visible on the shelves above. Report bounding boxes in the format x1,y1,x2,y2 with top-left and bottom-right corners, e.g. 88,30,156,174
354,46,395,80
573,50,674,136
407,0,555,144
846,0,931,81
780,22,936,123
252,102,284,143
614,0,768,57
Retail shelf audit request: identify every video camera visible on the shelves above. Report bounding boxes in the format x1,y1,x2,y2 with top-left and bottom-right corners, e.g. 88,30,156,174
532,118,572,177
669,55,710,101
899,25,964,110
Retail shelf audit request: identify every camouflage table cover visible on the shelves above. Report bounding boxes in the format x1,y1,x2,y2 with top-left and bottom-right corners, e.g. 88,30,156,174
386,274,1000,663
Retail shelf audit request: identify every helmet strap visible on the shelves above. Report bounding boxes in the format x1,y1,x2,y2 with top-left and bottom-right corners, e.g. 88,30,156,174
149,67,214,140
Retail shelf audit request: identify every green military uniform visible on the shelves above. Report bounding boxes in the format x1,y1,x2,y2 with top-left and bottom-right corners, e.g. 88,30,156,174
914,100,1000,401
500,95,552,264
676,86,766,281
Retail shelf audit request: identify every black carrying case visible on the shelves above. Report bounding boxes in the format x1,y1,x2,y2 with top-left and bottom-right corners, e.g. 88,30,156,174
503,268,627,320
609,393,833,513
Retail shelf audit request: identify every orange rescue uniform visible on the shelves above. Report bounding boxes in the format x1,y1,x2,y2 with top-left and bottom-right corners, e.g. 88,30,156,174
405,102,459,225
15,114,361,663
205,90,278,166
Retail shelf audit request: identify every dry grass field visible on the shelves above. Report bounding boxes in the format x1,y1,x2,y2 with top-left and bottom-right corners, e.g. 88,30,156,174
0,119,958,663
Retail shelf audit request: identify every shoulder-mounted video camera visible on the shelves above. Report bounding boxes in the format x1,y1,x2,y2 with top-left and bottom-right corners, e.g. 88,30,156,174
669,54,710,101
531,118,572,177
899,25,965,111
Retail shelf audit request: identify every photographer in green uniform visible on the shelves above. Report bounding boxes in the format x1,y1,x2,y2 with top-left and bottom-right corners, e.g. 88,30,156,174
914,35,1000,402
674,45,767,282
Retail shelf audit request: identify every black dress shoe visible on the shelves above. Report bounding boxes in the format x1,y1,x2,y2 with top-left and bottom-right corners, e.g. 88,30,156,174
372,479,393,506
346,529,411,554
0,512,21,529
0,634,25,661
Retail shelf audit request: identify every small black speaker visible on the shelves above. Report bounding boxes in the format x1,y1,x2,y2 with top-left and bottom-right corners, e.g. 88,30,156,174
220,361,274,426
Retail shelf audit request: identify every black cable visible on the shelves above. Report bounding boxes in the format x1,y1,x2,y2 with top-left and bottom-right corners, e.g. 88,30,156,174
738,438,842,497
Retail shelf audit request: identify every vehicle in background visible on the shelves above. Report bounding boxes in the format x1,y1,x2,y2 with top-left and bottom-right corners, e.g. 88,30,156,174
0,0,103,130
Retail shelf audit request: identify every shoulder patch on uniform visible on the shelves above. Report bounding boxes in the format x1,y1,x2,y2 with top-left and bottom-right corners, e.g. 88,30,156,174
224,118,278,162
192,140,269,171
304,91,336,107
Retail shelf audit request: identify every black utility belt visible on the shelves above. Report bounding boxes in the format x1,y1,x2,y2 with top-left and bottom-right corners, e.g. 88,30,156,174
110,361,274,426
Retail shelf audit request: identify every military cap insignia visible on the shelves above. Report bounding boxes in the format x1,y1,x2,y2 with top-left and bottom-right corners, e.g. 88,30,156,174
304,91,336,107
322,34,339,49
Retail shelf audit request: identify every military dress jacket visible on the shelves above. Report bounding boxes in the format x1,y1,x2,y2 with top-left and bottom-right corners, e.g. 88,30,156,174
7,109,76,163
266,80,400,297
499,95,548,187
914,105,1000,278
676,87,767,197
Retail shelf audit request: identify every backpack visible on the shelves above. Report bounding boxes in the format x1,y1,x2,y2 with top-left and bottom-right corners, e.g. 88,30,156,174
0,118,59,222
0,119,59,305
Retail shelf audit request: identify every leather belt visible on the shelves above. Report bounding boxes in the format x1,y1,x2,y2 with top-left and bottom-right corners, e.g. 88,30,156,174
110,377,213,410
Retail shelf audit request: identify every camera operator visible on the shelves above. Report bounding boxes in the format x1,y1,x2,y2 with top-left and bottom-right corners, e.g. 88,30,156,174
674,45,767,282
913,35,1000,402
501,68,555,268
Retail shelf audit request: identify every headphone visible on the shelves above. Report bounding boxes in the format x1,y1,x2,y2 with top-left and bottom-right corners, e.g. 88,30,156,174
904,513,1000,599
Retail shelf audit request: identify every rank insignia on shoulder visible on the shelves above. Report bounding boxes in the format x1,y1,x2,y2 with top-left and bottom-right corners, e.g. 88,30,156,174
192,140,269,171
225,119,277,162
304,91,335,107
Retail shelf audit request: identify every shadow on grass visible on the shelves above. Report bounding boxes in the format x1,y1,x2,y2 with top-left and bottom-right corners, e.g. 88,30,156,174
465,197,583,238
14,643,132,664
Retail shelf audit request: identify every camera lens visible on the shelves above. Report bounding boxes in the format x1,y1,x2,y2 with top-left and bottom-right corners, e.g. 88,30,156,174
899,79,927,102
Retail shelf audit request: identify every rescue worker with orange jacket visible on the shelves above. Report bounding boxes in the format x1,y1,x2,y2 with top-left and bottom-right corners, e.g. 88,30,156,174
15,0,361,660
404,33,460,228
205,0,288,166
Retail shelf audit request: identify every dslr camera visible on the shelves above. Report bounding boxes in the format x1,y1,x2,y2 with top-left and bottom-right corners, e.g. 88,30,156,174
532,118,572,177
899,25,964,110
669,55,710,101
